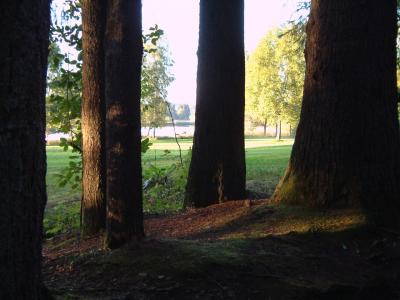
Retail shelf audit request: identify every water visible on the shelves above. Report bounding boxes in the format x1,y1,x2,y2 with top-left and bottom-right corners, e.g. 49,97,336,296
141,125,194,138
47,125,195,142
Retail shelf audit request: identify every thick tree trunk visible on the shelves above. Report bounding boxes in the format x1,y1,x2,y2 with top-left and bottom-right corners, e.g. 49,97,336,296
81,0,107,235
0,0,50,298
185,0,246,207
272,0,400,229
105,0,144,248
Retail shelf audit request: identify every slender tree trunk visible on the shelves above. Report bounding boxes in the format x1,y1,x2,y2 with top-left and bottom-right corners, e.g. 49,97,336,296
185,0,246,207
263,119,267,136
275,120,281,141
81,0,107,235
105,0,144,248
0,0,50,298
272,0,400,229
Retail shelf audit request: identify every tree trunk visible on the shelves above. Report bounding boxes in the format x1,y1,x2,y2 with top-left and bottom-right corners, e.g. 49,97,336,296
185,0,246,207
275,120,281,141
263,119,267,136
81,0,107,235
105,0,144,248
0,0,50,298
272,0,400,229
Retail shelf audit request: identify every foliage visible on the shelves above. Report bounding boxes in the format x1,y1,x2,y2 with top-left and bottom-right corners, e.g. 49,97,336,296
141,137,153,153
142,149,191,214
245,27,305,130
141,39,175,131
141,97,169,132
285,1,310,48
47,0,83,190
43,201,80,237
47,0,169,189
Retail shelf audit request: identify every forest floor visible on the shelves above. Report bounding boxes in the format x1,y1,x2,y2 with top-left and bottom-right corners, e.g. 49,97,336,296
43,200,400,299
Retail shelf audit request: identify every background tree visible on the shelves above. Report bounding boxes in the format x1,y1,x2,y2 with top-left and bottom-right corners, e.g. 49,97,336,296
245,27,304,138
171,104,191,120
272,0,400,229
0,0,50,298
141,97,168,137
141,41,174,136
185,0,246,207
81,0,107,235
105,0,144,248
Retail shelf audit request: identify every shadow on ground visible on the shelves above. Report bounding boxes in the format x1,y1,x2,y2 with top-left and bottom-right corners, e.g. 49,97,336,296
43,202,400,299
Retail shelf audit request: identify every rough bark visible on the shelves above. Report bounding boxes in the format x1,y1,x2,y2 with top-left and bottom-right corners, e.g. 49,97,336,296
272,0,400,229
0,0,50,298
105,0,144,248
185,0,246,207
81,0,107,235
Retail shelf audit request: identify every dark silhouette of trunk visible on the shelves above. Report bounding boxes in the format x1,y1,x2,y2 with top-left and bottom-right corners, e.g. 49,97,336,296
185,0,246,207
81,0,107,235
275,121,281,141
272,0,400,229
105,0,144,248
0,0,50,298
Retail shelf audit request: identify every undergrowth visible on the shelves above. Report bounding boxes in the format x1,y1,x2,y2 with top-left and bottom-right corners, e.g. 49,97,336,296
44,201,80,237
142,149,191,214
44,149,191,236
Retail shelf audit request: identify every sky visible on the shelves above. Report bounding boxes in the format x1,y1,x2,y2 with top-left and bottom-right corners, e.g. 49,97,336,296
52,0,300,106
142,0,300,105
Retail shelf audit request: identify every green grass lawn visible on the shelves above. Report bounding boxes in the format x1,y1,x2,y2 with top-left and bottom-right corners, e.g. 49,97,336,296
45,138,293,235
47,137,293,204
47,146,82,206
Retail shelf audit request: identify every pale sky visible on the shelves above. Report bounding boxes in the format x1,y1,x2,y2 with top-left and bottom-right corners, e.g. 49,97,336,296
142,0,300,105
53,0,300,105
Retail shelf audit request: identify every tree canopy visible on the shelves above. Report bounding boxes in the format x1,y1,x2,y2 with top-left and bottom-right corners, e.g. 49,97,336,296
245,27,305,131
141,39,174,131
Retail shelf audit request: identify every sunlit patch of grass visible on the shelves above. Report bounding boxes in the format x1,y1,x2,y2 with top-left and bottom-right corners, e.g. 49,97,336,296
220,204,367,240
244,137,294,149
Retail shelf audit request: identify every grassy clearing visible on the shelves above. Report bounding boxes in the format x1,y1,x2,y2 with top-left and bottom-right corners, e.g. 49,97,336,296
47,146,82,205
46,137,293,205
45,138,293,235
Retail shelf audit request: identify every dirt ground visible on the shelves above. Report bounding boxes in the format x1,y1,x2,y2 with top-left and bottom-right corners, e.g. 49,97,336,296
43,200,400,299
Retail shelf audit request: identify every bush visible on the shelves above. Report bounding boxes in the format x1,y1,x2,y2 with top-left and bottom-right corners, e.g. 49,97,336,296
143,149,191,214
43,201,80,237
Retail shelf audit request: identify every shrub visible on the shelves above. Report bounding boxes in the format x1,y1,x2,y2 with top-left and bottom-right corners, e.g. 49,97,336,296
143,149,191,214
43,201,80,237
